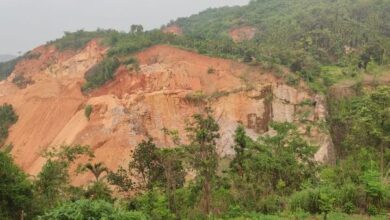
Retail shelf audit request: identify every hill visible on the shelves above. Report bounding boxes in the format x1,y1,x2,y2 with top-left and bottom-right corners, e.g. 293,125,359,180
0,0,389,219
0,54,16,62
173,0,390,91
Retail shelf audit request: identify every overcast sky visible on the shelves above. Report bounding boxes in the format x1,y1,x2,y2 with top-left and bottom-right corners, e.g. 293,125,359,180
0,0,250,55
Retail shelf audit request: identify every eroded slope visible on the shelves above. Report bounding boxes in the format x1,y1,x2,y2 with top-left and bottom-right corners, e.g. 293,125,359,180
0,43,333,184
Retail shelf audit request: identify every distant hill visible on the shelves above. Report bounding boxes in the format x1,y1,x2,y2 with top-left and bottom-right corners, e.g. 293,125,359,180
172,0,390,91
0,54,16,63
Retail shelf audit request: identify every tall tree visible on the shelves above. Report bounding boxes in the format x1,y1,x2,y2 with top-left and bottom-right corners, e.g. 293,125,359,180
230,123,250,178
185,107,220,215
156,148,185,215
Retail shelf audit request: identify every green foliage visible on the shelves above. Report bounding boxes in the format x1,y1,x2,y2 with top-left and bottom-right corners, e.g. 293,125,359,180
84,181,112,202
0,104,18,145
84,105,93,120
129,138,165,189
0,151,33,220
131,189,175,220
229,122,318,211
177,0,390,64
12,74,34,89
107,167,134,193
82,57,120,92
185,107,220,215
184,91,207,105
35,145,94,210
328,86,390,174
50,29,116,51
37,199,147,220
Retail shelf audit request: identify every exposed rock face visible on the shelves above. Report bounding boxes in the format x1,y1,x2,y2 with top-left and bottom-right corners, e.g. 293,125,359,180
229,26,257,42
0,43,334,184
162,25,183,36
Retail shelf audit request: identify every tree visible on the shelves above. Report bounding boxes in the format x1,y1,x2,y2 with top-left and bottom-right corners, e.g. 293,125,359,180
345,86,390,177
109,138,165,193
130,25,144,34
156,148,185,215
84,162,108,182
35,145,94,209
229,122,318,210
0,151,33,220
185,107,220,215
129,138,165,190
230,123,250,178
107,166,134,193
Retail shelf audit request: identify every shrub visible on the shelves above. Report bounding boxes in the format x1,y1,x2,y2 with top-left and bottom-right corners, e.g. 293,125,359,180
285,74,300,86
183,91,207,105
82,57,120,92
207,67,215,74
50,30,115,51
122,57,140,72
289,188,321,214
84,105,93,120
12,74,34,89
37,199,147,220
122,57,138,65
0,104,18,145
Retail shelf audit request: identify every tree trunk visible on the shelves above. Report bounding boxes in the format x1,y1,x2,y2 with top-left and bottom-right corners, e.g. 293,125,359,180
204,176,211,215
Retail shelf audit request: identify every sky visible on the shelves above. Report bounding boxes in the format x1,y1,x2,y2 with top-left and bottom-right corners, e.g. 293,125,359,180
0,0,250,55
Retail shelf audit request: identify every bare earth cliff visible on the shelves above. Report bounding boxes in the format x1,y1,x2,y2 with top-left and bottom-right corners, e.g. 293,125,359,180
0,41,334,184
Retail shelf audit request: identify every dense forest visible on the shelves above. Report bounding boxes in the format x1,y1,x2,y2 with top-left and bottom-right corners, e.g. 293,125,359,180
0,0,390,219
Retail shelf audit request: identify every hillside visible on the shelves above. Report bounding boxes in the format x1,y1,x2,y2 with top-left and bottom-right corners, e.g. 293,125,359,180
0,54,15,62
173,0,390,91
0,0,389,219
0,41,332,185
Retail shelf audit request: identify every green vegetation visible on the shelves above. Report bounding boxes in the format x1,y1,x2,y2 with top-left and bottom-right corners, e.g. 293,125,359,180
81,57,120,92
0,150,33,220
175,0,390,92
37,199,147,220
12,74,34,89
0,104,18,145
1,92,390,218
84,105,93,120
49,29,116,51
184,91,207,105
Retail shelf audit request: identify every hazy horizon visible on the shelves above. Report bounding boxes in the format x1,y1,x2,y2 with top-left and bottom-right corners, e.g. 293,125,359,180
0,0,249,55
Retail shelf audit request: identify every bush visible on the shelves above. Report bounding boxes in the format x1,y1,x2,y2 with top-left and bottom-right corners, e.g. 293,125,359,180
207,67,216,74
37,199,147,220
12,74,34,89
50,30,115,51
183,91,207,105
289,188,321,214
84,105,93,120
0,104,18,145
82,57,120,92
